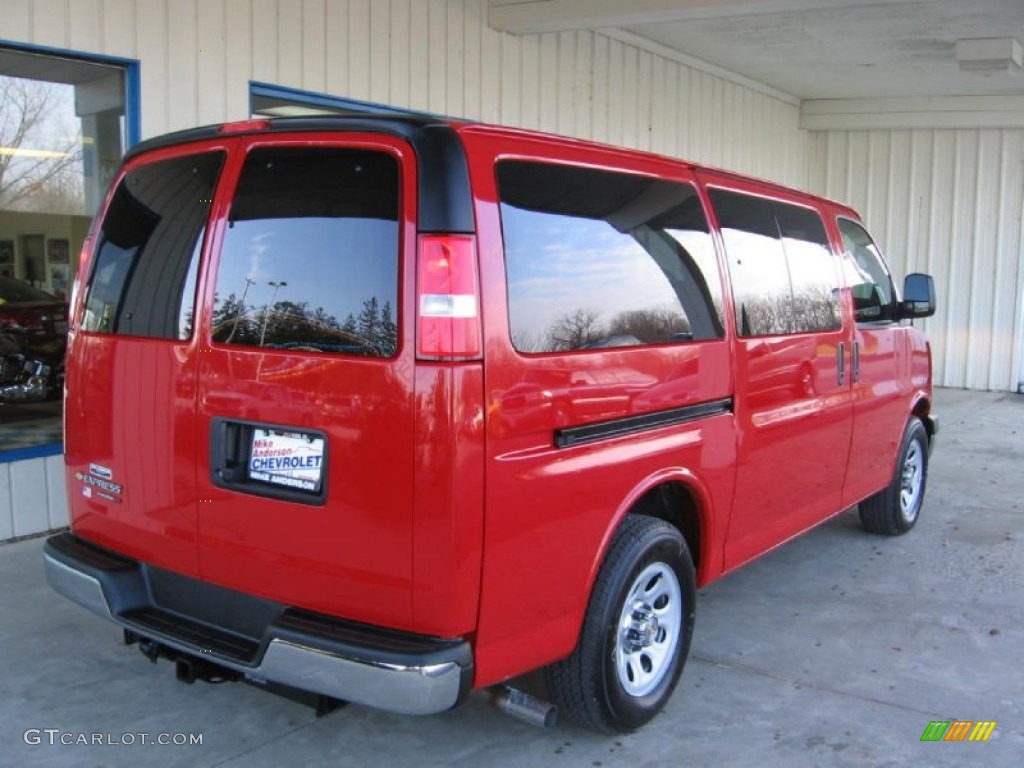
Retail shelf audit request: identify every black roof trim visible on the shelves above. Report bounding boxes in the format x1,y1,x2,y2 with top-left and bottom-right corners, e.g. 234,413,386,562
124,115,475,234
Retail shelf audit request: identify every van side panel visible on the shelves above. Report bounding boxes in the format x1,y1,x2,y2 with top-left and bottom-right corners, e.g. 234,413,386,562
458,128,737,687
411,364,486,636
472,412,736,687
700,177,855,572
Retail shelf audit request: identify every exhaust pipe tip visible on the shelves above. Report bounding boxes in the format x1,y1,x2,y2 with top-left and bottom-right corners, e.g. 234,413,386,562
490,686,558,729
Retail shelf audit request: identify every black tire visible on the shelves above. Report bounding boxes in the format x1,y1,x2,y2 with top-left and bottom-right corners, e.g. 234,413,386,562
859,417,929,535
545,515,696,733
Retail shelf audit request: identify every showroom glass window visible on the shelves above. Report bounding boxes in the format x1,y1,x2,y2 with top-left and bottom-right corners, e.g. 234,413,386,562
0,47,132,453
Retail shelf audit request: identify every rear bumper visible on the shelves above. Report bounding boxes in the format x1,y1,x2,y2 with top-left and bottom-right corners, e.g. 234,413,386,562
43,532,473,716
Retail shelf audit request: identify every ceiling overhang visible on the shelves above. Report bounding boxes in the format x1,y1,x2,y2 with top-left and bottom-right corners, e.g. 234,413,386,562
487,0,923,35
488,0,1024,106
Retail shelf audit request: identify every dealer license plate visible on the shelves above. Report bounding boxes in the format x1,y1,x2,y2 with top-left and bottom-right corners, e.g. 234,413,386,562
247,428,325,494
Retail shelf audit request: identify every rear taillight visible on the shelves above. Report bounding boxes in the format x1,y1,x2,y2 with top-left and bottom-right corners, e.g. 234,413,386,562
417,235,481,360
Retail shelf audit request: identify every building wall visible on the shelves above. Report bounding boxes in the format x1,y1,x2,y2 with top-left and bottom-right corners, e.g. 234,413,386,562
0,0,809,187
0,454,67,540
807,126,1024,392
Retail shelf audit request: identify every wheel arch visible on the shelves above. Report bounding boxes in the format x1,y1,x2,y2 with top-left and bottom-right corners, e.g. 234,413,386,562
584,469,716,603
911,394,937,446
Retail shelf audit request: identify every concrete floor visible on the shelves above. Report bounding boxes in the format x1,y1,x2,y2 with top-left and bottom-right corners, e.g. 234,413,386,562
2,388,1022,767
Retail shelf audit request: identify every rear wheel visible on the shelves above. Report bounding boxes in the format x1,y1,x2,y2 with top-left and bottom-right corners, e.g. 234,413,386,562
545,515,696,733
859,417,929,535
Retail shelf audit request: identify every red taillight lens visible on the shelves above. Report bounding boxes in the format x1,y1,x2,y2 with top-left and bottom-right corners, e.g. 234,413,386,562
417,235,481,360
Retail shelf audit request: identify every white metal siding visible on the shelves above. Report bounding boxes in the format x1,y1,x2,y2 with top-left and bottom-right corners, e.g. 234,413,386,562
808,128,1024,392
0,0,808,186
0,456,68,540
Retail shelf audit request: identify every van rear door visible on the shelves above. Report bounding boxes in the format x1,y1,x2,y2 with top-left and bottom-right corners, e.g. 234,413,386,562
67,141,231,577
193,133,418,630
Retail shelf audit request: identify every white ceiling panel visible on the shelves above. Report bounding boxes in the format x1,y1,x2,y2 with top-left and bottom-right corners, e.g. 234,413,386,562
490,0,1024,98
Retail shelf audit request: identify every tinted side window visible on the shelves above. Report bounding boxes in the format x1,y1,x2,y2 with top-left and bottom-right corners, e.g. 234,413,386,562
710,189,840,336
83,152,224,338
838,218,896,322
709,189,791,336
212,148,399,357
497,161,723,354
775,204,841,333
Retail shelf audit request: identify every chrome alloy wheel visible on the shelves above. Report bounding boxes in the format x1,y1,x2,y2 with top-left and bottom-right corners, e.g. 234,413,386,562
614,562,682,697
899,439,924,522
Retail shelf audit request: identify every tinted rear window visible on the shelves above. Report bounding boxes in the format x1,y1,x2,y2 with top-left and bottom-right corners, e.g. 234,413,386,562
83,152,224,338
211,147,399,357
497,161,723,354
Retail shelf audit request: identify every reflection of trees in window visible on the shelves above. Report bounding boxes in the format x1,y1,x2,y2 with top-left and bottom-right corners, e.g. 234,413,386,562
212,293,397,357
537,306,690,352
791,286,841,333
609,307,690,343
738,287,840,336
545,308,603,351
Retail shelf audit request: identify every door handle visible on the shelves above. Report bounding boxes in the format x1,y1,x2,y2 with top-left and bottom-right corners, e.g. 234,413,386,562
837,342,846,386
852,340,860,383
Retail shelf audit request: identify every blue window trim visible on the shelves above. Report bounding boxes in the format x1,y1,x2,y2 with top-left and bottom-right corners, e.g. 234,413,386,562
0,38,141,147
0,443,64,464
249,81,425,118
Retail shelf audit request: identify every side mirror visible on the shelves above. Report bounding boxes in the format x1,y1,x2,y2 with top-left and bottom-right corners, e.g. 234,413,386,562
901,273,935,319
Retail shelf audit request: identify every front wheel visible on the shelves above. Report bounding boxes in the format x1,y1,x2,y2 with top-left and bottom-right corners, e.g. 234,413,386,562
859,417,930,535
545,515,696,733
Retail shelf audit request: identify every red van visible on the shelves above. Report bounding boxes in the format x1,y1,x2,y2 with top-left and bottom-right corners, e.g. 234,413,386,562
45,115,937,733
